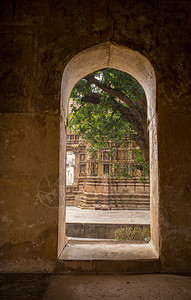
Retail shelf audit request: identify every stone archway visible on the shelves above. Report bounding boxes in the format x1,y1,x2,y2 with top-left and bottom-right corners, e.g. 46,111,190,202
58,42,158,257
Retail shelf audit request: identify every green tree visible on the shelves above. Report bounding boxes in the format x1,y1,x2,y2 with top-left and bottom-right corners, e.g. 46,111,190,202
69,68,149,179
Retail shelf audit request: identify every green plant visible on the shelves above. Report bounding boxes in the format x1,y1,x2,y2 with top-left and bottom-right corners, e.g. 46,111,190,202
115,226,150,242
69,68,149,180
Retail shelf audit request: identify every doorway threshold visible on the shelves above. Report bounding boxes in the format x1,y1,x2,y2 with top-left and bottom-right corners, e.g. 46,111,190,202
55,242,160,274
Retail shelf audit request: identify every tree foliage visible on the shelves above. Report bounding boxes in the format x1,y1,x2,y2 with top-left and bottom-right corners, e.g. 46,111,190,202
69,68,149,179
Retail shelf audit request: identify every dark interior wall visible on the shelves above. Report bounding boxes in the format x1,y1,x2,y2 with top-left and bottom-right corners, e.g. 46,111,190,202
0,0,190,272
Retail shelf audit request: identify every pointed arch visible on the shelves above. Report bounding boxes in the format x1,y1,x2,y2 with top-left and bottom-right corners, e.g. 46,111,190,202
58,42,158,257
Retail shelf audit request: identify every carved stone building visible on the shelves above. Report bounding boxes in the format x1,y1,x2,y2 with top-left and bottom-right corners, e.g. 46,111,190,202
66,129,150,210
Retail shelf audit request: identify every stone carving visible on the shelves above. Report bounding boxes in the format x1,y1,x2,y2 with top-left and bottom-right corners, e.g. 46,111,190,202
66,127,150,209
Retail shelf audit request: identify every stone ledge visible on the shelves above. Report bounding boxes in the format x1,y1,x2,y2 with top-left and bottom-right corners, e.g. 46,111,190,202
55,243,160,274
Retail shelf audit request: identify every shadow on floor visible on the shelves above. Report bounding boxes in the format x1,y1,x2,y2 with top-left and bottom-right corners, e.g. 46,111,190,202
0,274,191,300
0,274,51,300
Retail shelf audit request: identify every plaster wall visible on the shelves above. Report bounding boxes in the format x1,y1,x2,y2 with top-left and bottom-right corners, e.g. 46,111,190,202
0,0,191,273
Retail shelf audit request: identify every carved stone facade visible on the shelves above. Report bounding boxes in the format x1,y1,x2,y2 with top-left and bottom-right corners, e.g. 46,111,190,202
66,129,150,210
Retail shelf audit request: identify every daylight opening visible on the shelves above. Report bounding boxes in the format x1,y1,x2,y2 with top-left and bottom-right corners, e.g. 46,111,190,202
65,68,151,246
66,151,75,186
58,43,158,261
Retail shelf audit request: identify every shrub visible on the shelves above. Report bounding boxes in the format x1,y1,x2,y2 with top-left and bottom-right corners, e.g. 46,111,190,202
115,226,150,242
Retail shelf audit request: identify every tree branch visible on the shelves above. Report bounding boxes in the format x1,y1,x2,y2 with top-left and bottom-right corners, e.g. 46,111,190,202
81,93,101,104
84,74,146,125
68,103,85,123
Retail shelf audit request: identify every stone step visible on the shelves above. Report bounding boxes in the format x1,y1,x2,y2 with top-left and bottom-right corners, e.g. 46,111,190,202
81,192,149,198
66,222,150,239
55,243,160,274
80,198,150,203
68,191,150,208
66,201,74,206
68,237,116,243
79,198,150,210
79,206,150,211
80,195,149,200
115,202,150,206
67,237,148,244
79,200,150,205
119,194,149,199
79,204,150,209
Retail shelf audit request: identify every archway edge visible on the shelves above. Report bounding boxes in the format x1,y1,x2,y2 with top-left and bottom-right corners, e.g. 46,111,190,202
61,42,156,122
59,42,158,257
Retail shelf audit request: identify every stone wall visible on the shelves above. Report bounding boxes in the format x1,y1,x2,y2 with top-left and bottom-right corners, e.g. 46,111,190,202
0,0,191,273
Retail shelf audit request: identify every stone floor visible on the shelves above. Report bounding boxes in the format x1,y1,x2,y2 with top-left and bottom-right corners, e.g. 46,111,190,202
0,274,191,299
60,243,156,260
64,206,151,263
66,206,150,224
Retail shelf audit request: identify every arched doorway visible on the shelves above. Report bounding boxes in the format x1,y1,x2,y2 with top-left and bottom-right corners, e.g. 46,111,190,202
58,42,158,258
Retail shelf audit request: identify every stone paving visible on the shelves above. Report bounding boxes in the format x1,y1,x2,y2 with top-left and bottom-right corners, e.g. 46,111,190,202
1,274,191,299
66,206,150,224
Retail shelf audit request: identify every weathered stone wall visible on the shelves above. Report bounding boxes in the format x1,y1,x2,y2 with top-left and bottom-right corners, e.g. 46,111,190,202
0,0,191,273
0,114,59,272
